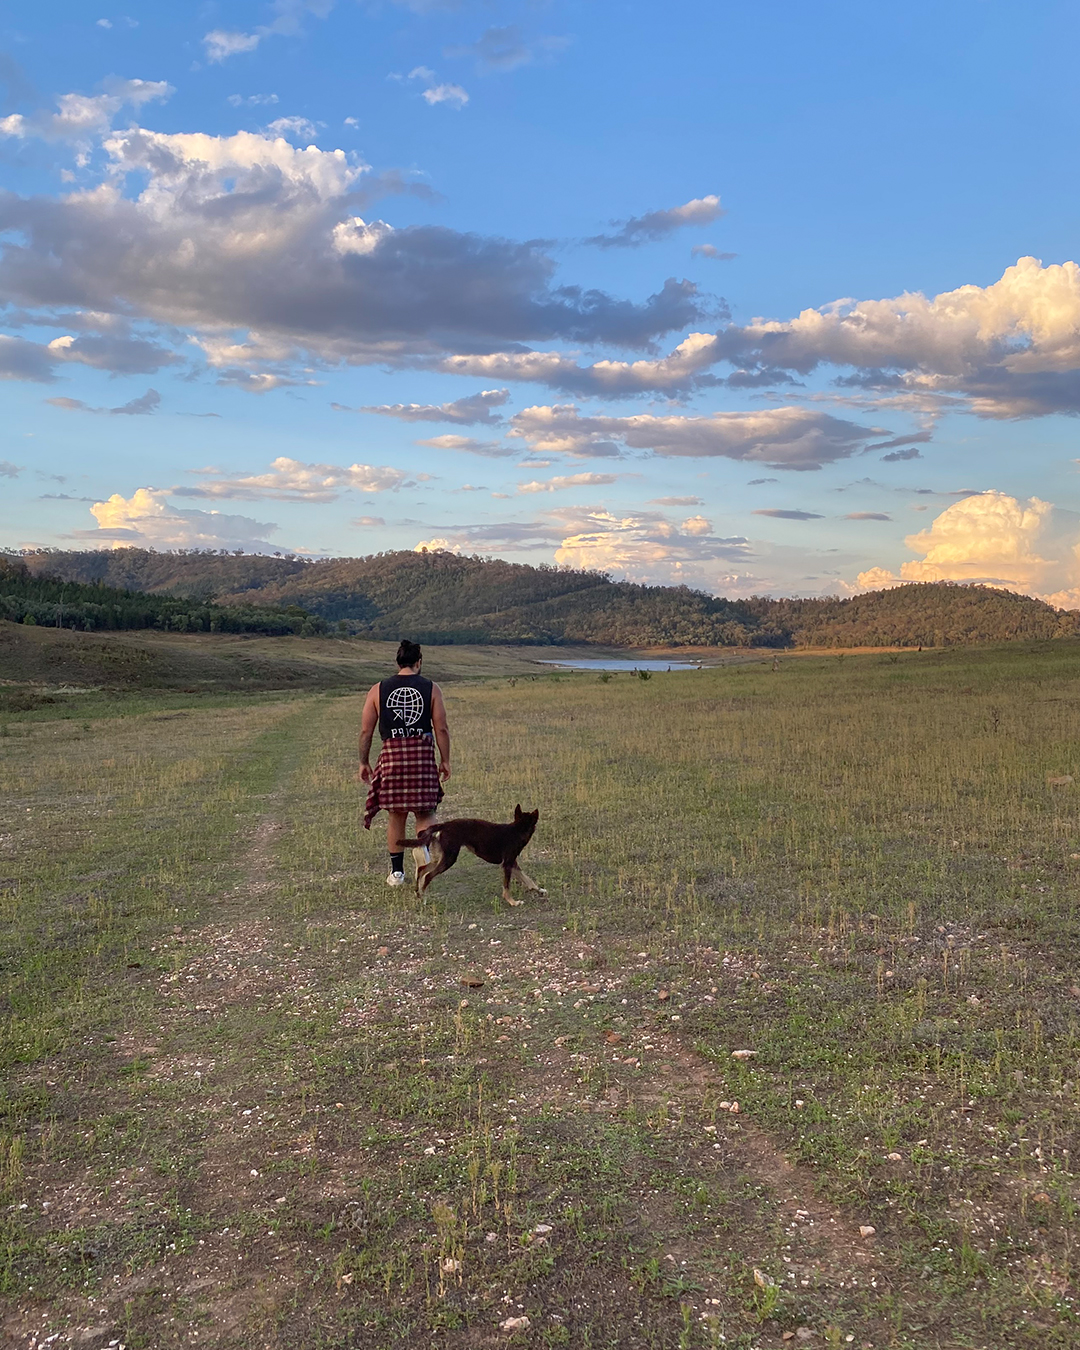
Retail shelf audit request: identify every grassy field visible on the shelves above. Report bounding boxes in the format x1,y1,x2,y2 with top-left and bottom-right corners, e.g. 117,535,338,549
2,641,1080,1348
0,625,575,719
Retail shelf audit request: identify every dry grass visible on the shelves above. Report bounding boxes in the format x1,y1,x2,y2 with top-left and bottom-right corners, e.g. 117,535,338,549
2,642,1080,1348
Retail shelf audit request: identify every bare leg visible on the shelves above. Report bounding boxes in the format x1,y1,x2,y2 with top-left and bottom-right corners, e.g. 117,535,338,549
512,864,546,897
386,810,409,854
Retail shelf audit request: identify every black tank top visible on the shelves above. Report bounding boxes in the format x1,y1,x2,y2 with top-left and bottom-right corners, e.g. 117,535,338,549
378,674,434,740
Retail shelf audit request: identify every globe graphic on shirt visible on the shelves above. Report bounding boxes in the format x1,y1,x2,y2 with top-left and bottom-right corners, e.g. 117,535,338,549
385,684,424,726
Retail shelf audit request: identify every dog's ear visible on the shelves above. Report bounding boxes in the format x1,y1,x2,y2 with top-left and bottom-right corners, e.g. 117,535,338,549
514,803,522,818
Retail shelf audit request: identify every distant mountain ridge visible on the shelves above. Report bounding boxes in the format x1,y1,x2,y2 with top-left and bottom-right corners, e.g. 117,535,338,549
13,547,1079,648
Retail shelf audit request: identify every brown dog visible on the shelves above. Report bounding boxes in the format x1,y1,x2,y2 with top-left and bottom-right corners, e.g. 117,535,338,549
403,805,546,904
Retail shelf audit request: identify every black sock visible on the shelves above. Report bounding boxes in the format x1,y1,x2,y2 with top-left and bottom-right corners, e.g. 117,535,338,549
390,852,404,874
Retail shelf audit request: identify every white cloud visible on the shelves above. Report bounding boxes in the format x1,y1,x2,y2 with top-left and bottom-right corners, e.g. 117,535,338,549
553,507,749,582
436,332,730,396
0,124,700,381
517,472,618,493
509,404,884,469
0,460,22,477
588,195,725,248
650,495,702,506
409,505,751,585
80,488,280,551
350,388,509,425
331,216,395,255
0,79,172,143
265,116,320,141
724,257,1080,418
404,66,469,108
203,0,335,63
855,490,1080,606
414,537,460,553
228,93,280,107
853,566,905,591
204,30,262,61
692,244,736,261
216,370,318,392
423,83,469,109
177,456,410,502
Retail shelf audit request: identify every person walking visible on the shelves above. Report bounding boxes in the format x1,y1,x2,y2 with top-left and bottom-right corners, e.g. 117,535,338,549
360,639,451,886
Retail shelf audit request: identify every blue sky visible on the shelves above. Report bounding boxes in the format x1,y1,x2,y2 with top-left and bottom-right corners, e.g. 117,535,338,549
3,0,1080,601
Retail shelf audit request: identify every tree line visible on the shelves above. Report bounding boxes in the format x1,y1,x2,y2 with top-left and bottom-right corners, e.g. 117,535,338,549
12,548,1080,648
0,556,330,637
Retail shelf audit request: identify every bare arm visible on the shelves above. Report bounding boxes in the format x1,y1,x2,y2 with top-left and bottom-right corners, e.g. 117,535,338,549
432,683,451,781
358,684,379,782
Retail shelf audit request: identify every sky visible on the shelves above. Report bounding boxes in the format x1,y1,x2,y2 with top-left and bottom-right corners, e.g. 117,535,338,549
3,0,1080,602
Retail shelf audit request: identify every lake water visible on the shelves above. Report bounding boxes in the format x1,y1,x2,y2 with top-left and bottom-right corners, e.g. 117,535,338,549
537,658,702,672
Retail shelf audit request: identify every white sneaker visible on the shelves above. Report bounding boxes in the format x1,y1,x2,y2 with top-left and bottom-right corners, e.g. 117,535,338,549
386,870,407,887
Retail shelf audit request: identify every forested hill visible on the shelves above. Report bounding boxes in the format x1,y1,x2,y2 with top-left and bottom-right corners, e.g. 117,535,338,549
0,556,328,636
14,547,1080,648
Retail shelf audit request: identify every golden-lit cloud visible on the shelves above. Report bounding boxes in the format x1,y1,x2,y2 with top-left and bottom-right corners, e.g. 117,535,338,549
856,491,1080,607
81,488,279,551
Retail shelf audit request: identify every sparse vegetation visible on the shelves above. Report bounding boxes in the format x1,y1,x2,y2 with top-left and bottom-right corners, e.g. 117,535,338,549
2,642,1080,1347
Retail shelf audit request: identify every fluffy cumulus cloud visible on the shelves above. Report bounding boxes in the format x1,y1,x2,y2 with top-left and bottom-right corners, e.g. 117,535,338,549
509,404,884,469
552,508,751,584
350,388,509,424
0,124,703,386
431,255,1080,407
265,115,321,141
719,257,1080,418
587,196,725,249
0,78,172,142
79,488,280,551
176,457,410,502
855,491,1080,607
412,504,753,586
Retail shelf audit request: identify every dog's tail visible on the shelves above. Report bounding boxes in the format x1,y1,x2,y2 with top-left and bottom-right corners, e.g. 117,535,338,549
400,825,438,847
